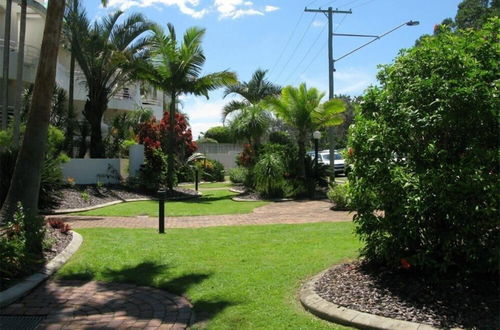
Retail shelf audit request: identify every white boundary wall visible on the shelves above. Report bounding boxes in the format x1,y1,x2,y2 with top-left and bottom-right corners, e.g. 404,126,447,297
61,144,145,184
197,143,243,170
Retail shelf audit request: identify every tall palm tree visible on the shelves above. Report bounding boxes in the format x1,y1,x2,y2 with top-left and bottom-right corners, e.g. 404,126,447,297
222,68,281,122
2,0,12,130
143,23,237,190
66,5,154,157
12,0,27,147
227,104,270,147
266,83,345,178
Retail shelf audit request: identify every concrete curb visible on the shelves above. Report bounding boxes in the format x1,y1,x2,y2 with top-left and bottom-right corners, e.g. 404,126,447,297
300,267,441,330
43,193,202,215
0,231,83,308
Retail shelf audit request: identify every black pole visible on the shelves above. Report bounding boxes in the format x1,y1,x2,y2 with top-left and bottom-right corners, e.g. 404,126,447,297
158,189,165,234
195,168,199,191
314,139,319,169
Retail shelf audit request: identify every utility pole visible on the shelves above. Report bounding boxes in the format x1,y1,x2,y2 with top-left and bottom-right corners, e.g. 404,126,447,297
304,7,352,181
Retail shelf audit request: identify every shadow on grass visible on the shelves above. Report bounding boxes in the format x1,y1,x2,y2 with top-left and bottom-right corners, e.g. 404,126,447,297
56,261,236,326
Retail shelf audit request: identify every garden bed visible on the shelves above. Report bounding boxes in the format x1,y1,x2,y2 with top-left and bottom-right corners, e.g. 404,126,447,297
315,262,499,329
45,185,199,212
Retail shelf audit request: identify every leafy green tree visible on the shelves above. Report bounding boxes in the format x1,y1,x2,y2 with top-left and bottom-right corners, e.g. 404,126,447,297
66,4,154,157
455,0,499,30
348,18,499,274
142,24,237,190
222,69,281,122
266,84,345,178
203,126,234,143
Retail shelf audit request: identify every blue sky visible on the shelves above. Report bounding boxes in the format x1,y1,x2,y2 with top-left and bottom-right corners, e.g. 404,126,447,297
84,0,462,138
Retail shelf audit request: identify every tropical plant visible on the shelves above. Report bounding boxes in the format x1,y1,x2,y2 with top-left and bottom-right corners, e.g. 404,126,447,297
254,153,286,198
327,182,350,210
222,68,281,122
65,3,154,157
229,166,248,184
265,83,345,178
227,104,271,147
348,18,499,275
0,0,66,223
141,23,237,190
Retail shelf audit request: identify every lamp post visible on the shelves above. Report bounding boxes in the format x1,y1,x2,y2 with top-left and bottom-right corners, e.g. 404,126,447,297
313,131,321,169
158,188,166,234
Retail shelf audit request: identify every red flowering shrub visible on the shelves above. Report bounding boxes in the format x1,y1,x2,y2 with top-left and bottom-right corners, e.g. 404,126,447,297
136,112,197,191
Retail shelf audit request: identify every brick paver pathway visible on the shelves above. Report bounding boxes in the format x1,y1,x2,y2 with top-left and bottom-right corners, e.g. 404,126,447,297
0,280,192,329
50,200,353,229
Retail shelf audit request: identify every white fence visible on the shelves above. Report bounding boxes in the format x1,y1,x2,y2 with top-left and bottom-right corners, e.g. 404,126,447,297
197,143,243,170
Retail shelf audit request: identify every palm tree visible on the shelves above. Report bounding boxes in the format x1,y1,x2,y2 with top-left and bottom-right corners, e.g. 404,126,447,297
227,104,270,147
2,0,12,130
143,23,237,190
265,83,345,178
222,68,280,122
66,5,154,157
12,0,27,147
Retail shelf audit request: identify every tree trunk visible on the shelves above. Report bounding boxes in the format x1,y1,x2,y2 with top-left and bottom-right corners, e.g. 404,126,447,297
0,0,66,222
2,0,12,130
13,0,27,147
65,51,75,156
167,91,176,191
298,131,306,179
83,98,106,158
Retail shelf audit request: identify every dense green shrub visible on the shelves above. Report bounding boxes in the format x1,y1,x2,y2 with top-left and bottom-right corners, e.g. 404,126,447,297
268,131,294,146
203,126,234,143
199,159,225,182
327,183,350,210
0,205,45,289
254,153,285,198
348,19,499,275
0,126,67,210
228,166,248,184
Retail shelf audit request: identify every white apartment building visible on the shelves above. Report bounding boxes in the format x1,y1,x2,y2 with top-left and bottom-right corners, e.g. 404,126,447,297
0,0,164,129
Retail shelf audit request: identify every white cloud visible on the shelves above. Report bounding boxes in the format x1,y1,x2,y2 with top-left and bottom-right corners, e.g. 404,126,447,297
107,0,278,20
264,5,279,12
214,0,264,19
312,20,326,28
107,0,209,19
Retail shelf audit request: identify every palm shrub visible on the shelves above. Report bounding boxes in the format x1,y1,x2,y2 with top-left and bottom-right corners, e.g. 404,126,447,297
348,18,499,275
254,153,286,198
229,166,248,184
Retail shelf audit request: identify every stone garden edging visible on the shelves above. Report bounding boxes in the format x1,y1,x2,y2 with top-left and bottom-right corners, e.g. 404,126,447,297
0,231,83,308
300,267,442,330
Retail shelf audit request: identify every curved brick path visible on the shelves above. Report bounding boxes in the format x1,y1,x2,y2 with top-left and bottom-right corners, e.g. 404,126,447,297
50,200,353,229
0,280,192,329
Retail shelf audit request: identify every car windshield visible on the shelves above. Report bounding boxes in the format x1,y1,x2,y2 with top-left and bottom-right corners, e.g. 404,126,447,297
320,153,342,161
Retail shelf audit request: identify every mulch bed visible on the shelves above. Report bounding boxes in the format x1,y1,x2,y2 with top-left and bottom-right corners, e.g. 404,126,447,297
45,185,199,212
43,226,73,261
315,262,499,329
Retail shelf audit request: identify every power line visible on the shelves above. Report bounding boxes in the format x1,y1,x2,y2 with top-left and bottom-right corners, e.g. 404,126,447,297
268,12,304,76
292,41,327,85
273,12,318,81
352,0,376,9
283,24,327,84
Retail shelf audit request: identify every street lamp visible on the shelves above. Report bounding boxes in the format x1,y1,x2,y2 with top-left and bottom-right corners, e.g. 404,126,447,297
313,131,321,169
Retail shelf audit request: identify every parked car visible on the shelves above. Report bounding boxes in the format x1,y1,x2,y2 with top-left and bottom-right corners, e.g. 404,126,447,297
306,150,346,174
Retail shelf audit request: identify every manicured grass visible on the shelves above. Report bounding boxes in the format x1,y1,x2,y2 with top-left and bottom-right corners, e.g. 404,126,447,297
58,223,359,329
72,190,267,217
180,182,235,189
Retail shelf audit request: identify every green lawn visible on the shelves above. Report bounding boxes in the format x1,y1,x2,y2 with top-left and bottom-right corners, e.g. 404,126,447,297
72,190,267,217
180,182,235,189
58,223,359,329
